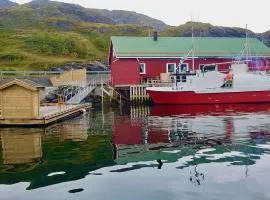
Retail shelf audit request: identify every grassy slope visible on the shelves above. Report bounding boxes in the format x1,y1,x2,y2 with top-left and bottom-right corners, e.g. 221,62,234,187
0,3,150,70
0,22,149,70
0,28,104,70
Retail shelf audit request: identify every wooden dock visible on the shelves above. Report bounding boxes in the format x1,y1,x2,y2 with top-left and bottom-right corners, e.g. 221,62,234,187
0,103,90,127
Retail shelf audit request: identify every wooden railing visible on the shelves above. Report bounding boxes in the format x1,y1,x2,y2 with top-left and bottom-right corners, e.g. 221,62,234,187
130,85,149,102
141,76,174,87
102,83,123,105
0,70,111,77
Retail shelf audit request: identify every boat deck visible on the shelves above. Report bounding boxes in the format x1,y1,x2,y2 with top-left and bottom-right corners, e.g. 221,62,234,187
0,103,90,127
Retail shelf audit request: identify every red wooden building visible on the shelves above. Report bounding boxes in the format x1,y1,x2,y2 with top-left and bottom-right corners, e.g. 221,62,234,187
109,35,270,87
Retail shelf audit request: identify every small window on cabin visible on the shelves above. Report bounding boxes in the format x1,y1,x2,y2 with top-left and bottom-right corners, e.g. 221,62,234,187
180,63,189,72
167,63,176,73
140,63,146,74
200,65,216,72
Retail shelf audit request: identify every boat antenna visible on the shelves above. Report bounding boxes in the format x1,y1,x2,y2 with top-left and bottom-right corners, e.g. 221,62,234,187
245,24,249,63
192,19,195,72
235,24,250,64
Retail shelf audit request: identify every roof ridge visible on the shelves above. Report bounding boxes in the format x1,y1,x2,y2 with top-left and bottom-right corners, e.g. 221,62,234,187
18,78,44,87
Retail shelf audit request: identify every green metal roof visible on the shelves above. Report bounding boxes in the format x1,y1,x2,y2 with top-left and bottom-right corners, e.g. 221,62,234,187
111,36,270,58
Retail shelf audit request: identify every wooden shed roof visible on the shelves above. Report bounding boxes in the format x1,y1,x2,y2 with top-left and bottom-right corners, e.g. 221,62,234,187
0,79,45,91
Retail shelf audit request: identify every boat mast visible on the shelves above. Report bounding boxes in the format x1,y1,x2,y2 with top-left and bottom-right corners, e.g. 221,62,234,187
176,19,195,73
236,24,250,64
245,24,249,62
192,21,195,72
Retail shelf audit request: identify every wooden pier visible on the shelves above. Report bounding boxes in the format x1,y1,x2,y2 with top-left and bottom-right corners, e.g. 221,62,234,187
0,104,90,127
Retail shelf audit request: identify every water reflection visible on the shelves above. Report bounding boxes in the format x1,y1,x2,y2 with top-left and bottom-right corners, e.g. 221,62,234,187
0,130,42,165
0,104,270,196
113,104,270,177
0,112,114,190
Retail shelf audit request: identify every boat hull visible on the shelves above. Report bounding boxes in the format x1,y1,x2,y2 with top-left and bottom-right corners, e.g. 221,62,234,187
147,90,270,105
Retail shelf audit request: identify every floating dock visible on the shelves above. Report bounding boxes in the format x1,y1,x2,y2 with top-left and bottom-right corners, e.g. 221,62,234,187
0,103,90,127
0,78,91,127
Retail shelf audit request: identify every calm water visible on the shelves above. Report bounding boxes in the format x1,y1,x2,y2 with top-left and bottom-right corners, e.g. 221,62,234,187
1,104,270,200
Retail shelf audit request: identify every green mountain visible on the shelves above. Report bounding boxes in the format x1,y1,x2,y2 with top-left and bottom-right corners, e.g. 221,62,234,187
2,0,167,29
162,21,270,50
89,9,168,31
0,1,269,70
261,30,270,47
0,0,18,8
163,21,256,38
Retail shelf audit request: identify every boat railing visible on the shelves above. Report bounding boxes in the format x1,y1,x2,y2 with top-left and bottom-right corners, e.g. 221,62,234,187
141,77,173,87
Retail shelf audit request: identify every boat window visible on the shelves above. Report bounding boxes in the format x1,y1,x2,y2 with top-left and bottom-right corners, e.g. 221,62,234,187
166,63,176,73
176,75,187,83
139,63,146,74
200,64,216,72
180,63,189,72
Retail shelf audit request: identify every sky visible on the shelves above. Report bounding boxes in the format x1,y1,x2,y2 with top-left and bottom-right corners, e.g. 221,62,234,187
12,0,270,33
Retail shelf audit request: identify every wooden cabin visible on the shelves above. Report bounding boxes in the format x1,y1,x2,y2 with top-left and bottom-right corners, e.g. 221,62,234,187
0,79,44,120
109,35,270,87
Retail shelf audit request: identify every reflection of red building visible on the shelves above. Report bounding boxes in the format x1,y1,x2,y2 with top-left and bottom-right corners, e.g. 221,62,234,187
147,128,170,144
113,116,142,145
113,116,169,145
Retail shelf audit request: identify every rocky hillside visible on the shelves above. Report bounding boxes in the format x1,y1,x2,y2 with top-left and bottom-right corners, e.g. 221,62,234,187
162,22,270,48
163,21,257,38
0,0,18,8
0,0,167,30
89,9,168,31
261,30,270,47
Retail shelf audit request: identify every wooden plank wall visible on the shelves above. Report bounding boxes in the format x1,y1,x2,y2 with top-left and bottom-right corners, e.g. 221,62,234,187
50,69,87,86
1,85,40,119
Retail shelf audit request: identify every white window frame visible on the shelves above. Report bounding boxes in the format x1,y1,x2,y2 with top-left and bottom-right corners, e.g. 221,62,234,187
139,63,146,74
166,63,176,73
179,63,189,72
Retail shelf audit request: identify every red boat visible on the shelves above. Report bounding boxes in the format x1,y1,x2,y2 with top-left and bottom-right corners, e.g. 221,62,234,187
147,64,270,105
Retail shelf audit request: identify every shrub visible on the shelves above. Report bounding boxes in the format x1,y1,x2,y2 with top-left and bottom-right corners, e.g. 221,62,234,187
25,31,88,58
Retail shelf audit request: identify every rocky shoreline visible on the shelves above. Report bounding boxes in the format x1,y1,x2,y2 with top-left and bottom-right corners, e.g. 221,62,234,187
51,61,109,72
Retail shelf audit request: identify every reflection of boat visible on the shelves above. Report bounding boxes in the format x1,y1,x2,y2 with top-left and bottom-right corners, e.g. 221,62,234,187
149,104,270,143
150,103,270,116
147,64,270,104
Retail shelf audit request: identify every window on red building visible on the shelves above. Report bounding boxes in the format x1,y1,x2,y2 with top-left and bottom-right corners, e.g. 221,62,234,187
166,63,176,73
139,63,146,74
